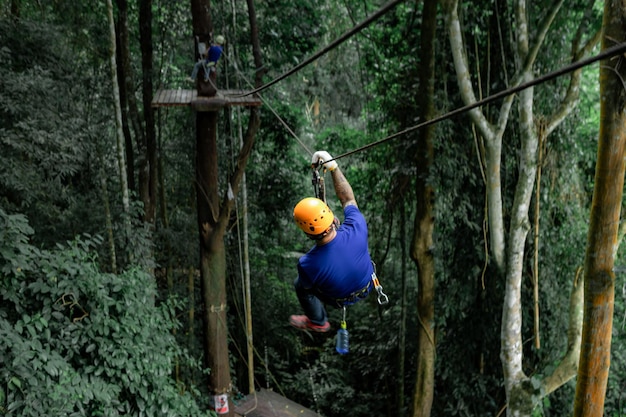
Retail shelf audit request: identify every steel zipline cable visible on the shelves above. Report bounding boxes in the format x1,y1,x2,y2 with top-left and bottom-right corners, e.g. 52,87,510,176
224,0,625,165
233,0,405,97
326,41,626,164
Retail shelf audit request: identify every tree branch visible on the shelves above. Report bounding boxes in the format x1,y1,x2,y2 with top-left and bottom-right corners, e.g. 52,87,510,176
546,28,602,135
518,0,565,76
542,267,584,395
443,0,495,143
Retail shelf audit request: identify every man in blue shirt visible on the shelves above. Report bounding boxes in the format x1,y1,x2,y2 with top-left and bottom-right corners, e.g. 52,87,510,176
189,35,224,82
290,151,374,332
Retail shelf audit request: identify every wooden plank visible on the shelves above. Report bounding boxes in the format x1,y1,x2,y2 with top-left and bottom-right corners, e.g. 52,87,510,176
151,89,164,106
182,89,194,103
233,389,320,417
152,89,262,108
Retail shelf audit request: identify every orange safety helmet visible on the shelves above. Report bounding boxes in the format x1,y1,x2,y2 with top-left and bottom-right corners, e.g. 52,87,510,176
293,197,334,235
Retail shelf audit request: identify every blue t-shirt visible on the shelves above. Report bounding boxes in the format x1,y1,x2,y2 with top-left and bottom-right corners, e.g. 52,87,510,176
206,45,223,64
297,205,373,299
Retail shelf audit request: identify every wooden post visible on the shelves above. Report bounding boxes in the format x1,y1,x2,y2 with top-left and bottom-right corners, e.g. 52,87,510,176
195,109,234,416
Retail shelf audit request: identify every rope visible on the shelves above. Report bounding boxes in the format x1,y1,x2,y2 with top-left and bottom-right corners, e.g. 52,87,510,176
324,41,626,164
225,54,313,157
232,0,405,97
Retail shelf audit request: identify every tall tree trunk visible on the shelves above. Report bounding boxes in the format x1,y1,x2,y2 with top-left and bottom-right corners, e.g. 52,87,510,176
196,110,232,414
190,2,228,412
500,0,539,404
114,0,136,193
116,0,155,197
410,1,437,416
105,0,131,240
573,2,626,414
139,0,157,223
191,0,263,414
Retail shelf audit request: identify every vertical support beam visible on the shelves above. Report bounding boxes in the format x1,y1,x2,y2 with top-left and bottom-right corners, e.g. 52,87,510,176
190,2,231,414
196,109,233,416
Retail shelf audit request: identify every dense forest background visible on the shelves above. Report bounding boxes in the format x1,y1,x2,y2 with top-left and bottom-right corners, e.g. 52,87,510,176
1,0,625,416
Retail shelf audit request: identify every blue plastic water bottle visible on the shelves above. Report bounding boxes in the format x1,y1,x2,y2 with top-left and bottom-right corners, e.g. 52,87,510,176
336,321,349,354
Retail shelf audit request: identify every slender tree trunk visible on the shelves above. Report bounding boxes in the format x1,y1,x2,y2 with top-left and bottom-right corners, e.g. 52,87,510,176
246,0,264,86
410,1,437,416
397,202,407,417
99,163,117,274
188,267,196,387
139,0,157,223
114,0,136,193
105,0,131,241
573,3,626,414
241,136,254,395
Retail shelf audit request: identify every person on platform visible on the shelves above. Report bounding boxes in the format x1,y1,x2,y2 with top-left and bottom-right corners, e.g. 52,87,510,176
189,35,224,82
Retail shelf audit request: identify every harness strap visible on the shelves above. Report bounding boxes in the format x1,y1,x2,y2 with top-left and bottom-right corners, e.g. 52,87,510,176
332,281,372,307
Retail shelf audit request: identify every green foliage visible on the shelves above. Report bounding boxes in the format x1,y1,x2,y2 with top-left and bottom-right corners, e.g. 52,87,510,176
0,208,206,416
0,18,108,247
257,0,325,70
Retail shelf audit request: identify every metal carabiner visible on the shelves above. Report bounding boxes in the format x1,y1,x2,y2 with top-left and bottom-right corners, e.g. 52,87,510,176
371,271,389,305
376,285,389,305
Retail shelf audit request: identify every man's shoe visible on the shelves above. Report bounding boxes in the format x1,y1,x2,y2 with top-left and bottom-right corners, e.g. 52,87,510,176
289,315,330,332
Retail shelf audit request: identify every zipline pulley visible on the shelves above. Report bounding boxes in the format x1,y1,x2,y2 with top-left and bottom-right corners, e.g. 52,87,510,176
311,163,326,203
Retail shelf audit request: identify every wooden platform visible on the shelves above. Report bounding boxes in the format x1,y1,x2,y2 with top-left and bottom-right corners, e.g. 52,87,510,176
151,89,262,111
233,389,320,417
